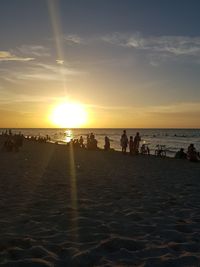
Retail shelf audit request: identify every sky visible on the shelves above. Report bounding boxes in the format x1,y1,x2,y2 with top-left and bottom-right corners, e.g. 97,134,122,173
0,0,200,128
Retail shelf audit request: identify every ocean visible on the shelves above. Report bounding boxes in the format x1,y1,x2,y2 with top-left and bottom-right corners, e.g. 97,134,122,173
1,128,200,157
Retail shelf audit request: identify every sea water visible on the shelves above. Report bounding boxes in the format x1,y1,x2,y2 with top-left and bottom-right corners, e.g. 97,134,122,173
1,128,200,157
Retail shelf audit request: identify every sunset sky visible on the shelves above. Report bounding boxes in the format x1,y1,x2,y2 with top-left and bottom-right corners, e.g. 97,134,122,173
0,0,200,128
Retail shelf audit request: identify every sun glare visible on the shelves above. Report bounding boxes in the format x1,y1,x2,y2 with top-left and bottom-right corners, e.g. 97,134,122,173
51,102,88,128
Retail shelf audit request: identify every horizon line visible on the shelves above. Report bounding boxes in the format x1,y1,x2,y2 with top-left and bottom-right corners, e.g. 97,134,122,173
0,127,200,130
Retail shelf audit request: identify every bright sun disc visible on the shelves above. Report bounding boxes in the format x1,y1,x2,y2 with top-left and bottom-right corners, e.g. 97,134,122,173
51,102,87,128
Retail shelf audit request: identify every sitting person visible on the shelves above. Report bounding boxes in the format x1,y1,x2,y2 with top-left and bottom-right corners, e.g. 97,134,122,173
140,144,150,155
187,144,199,162
175,148,187,159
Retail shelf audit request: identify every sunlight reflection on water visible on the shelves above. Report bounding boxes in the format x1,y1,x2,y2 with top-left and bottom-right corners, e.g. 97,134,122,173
64,129,73,143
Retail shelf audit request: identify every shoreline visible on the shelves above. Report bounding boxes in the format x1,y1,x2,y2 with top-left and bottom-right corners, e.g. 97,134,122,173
0,134,189,158
1,128,200,158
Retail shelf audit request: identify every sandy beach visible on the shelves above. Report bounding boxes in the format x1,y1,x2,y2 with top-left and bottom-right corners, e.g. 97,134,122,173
0,138,200,267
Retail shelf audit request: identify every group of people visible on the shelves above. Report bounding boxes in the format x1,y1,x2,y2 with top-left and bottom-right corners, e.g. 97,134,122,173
66,137,85,148
1,129,200,162
26,135,51,143
120,130,144,155
65,130,143,155
1,130,24,152
68,133,99,150
66,130,143,155
86,133,98,150
175,144,200,162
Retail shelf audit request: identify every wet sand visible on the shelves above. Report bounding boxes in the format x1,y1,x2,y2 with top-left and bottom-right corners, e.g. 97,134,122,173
0,139,200,266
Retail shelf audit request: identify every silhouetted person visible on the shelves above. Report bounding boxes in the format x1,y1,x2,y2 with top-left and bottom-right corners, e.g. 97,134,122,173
140,144,146,155
46,135,51,141
3,135,14,152
90,132,95,140
93,138,98,149
104,136,110,150
79,136,84,148
129,136,134,155
86,134,90,149
87,133,98,150
120,130,128,154
73,139,80,148
140,144,150,155
187,144,199,162
175,148,187,159
133,132,141,155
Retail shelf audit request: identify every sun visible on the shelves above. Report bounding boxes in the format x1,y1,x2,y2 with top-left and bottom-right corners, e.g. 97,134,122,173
51,102,88,128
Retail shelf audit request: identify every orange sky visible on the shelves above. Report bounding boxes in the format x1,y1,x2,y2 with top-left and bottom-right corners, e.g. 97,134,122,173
1,0,200,128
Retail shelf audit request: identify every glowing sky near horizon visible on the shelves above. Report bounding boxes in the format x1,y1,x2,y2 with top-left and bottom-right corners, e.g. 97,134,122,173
0,0,200,128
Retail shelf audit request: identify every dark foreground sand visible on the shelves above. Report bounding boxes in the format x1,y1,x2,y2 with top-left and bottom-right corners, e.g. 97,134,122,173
0,139,200,267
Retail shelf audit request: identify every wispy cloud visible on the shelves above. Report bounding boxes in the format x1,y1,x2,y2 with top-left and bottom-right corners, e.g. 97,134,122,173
63,34,83,45
86,103,134,110
0,90,58,105
102,33,200,57
86,102,200,118
146,102,200,115
56,59,64,65
0,51,34,62
35,62,84,76
0,62,86,82
84,101,200,127
18,45,50,57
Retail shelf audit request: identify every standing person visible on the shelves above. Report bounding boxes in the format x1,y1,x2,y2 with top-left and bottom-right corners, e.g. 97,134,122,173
120,130,128,154
104,136,110,150
129,136,134,155
79,136,84,148
86,134,90,149
133,132,141,155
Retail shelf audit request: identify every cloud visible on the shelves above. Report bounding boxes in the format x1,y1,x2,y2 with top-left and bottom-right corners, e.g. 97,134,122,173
86,103,134,111
35,62,84,76
63,34,83,45
0,51,34,62
0,90,58,105
102,33,200,57
91,101,200,112
0,62,86,82
146,102,200,115
56,59,64,65
18,45,50,57
85,101,200,128
17,73,62,81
